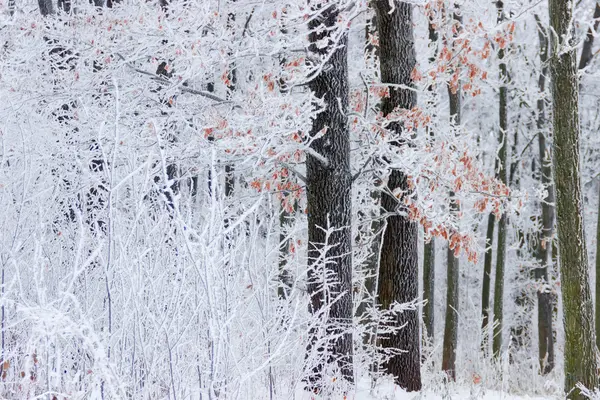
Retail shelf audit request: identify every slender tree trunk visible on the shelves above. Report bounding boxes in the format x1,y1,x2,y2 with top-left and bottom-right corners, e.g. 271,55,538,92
277,13,295,300
356,13,382,325
481,213,495,354
304,2,354,389
492,0,509,359
423,239,435,341
441,10,461,379
278,193,294,299
509,113,533,357
372,1,421,391
578,2,600,71
423,16,439,346
441,197,459,380
548,0,599,394
534,15,555,375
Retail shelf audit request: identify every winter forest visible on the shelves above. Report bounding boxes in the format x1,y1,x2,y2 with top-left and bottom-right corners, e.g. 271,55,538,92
4,0,600,398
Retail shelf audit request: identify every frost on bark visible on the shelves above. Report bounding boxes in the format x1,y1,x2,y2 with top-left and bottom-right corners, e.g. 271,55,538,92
481,213,495,354
548,0,599,394
492,0,508,360
441,10,461,379
576,0,600,355
533,15,555,375
304,2,354,390
372,0,421,391
356,13,382,324
422,15,439,346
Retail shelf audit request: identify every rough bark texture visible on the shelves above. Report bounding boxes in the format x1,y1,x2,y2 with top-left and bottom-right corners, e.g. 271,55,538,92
576,0,600,355
548,0,599,395
492,0,508,359
304,2,354,389
534,15,555,374
441,22,461,377
481,213,495,353
373,1,421,391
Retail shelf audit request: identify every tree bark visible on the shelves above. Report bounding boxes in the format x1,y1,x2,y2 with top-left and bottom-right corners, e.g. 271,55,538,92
578,2,600,71
304,2,354,389
492,0,509,359
356,13,382,326
441,198,459,380
534,14,555,375
423,239,435,341
576,0,600,355
548,0,599,394
372,1,421,391
441,11,461,379
481,213,495,354
422,15,439,346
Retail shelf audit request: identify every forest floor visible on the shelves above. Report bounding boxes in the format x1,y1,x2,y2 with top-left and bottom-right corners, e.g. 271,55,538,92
293,377,555,399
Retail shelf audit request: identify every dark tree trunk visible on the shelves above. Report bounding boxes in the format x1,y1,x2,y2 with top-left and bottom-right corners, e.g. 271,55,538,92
372,0,421,391
422,15,439,347
38,0,54,16
423,239,435,342
441,11,461,378
304,2,354,390
492,0,509,359
441,198,459,381
481,213,495,354
578,2,600,71
548,0,599,395
533,15,555,374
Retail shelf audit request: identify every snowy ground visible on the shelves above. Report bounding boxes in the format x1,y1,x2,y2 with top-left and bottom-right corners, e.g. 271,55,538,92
291,377,554,400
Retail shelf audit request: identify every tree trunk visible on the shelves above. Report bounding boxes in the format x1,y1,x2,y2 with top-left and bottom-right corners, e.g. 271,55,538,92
278,192,294,299
441,11,461,378
578,2,600,71
423,239,435,341
492,0,509,359
356,13,382,326
534,15,555,375
576,0,600,355
441,202,459,380
304,2,354,389
548,0,599,394
372,1,421,391
481,213,495,354
422,15,439,347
